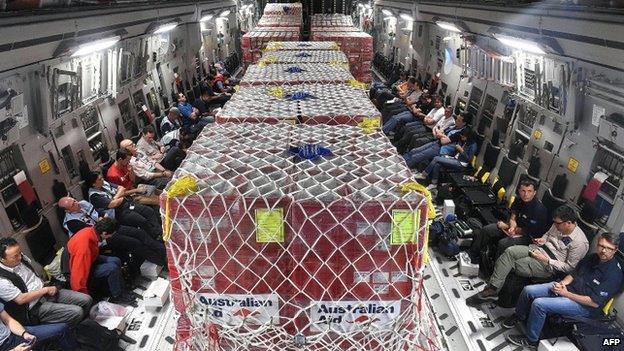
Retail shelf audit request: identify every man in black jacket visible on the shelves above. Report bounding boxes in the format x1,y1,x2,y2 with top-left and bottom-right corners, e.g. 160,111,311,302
0,238,92,326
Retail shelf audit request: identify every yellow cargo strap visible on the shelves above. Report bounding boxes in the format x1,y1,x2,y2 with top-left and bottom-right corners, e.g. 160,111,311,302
234,85,240,92
329,60,349,69
349,79,369,90
358,117,380,134
268,87,285,98
331,42,341,50
399,181,436,265
163,175,199,241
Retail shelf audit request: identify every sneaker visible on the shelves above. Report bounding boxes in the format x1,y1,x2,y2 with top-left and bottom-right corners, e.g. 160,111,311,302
506,334,537,349
502,314,519,329
414,172,427,180
466,285,498,307
426,183,437,190
110,293,138,306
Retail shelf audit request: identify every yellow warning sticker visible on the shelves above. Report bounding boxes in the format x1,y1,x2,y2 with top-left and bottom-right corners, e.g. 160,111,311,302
567,158,579,173
256,209,284,243
391,210,419,245
533,129,543,140
38,158,51,174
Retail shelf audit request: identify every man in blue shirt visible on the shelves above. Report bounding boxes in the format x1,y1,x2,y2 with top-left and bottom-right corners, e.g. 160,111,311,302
468,178,550,263
503,232,623,349
415,129,478,189
176,93,194,119
404,112,471,169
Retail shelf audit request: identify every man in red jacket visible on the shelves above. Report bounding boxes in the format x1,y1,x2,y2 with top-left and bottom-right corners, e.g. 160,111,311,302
67,218,135,305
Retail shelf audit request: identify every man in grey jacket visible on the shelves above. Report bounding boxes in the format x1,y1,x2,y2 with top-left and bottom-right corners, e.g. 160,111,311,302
467,205,589,305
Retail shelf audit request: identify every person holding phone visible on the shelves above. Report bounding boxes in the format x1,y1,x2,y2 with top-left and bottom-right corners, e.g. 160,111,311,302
0,301,74,351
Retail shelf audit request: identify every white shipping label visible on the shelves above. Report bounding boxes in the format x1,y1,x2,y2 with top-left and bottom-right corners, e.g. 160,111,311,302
197,293,280,326
354,271,370,284
310,300,401,332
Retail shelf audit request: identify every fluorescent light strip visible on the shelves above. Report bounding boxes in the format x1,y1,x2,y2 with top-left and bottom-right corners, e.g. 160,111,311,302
381,9,392,16
72,36,120,57
436,21,462,33
220,10,231,17
400,13,413,21
494,34,546,55
200,14,213,22
154,23,178,34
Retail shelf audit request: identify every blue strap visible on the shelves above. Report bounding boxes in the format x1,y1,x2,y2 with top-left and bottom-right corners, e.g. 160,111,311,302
289,144,332,161
285,92,316,101
285,66,305,73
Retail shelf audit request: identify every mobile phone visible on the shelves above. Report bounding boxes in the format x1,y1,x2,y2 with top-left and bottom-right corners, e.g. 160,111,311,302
25,336,37,346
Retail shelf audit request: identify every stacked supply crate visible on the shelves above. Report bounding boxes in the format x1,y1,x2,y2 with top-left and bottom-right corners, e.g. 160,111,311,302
240,63,354,86
216,83,379,125
242,29,301,64
310,14,373,83
164,123,432,351
241,3,302,64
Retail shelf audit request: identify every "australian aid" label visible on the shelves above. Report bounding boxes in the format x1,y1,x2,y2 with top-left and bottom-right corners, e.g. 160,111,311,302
197,293,280,326
309,300,401,332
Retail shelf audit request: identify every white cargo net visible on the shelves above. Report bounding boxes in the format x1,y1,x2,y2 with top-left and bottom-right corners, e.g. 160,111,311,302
241,63,354,86
260,50,347,64
163,123,441,351
263,2,303,16
266,41,340,51
216,83,380,125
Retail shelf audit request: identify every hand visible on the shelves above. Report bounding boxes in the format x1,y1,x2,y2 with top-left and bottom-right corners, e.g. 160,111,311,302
12,343,32,351
533,237,546,246
552,282,568,296
160,146,166,154
497,221,510,231
529,250,549,264
163,170,173,178
23,333,35,344
505,226,518,237
45,286,58,296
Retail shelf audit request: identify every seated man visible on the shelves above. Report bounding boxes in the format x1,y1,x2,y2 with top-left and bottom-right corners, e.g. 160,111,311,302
136,126,185,171
176,92,194,119
397,105,455,154
118,141,172,191
161,107,191,150
59,197,166,267
193,85,228,113
383,96,443,136
370,71,407,104
86,172,163,240
402,111,470,168
503,232,623,349
415,129,478,189
468,205,589,306
468,179,550,263
0,304,75,351
67,218,135,305
0,238,91,327
380,78,421,120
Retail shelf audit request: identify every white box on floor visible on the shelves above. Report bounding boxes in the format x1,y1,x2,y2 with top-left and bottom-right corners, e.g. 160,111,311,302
442,200,455,219
538,337,579,351
144,277,170,309
140,261,162,279
458,252,479,277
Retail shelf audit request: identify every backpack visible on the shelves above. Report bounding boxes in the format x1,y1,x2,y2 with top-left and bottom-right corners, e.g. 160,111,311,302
74,319,123,351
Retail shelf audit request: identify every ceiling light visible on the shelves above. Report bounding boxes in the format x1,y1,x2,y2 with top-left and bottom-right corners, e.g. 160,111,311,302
493,33,546,55
436,20,462,33
200,14,214,22
220,10,231,17
71,36,120,57
154,22,178,34
400,13,413,21
381,9,392,16
365,4,371,9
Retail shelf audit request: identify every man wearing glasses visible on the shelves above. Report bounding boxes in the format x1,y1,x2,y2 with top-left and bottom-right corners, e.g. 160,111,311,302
502,232,623,348
468,205,589,306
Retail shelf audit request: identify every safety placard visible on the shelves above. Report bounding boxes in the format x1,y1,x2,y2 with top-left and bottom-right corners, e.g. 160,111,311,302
255,208,284,243
390,210,419,245
567,158,579,173
38,158,51,174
